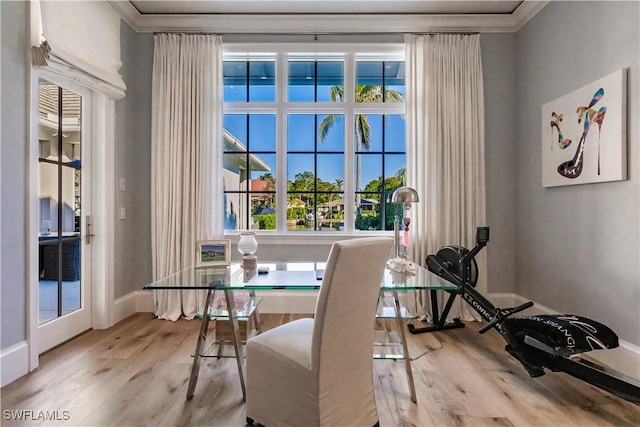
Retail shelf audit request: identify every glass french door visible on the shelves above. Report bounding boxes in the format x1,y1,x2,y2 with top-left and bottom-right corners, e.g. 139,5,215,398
37,77,92,352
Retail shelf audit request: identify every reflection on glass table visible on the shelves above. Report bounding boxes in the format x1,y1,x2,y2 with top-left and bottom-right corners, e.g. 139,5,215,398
145,261,457,292
144,261,458,403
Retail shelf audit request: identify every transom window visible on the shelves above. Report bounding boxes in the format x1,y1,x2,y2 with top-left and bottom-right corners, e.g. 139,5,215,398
222,45,405,234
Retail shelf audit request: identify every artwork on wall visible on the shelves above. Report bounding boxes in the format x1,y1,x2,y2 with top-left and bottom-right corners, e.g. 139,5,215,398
541,68,627,187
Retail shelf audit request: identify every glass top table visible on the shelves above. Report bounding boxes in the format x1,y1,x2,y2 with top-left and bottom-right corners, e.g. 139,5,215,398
143,261,459,292
144,261,458,403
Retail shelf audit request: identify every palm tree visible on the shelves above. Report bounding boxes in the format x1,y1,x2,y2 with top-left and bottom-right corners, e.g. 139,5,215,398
334,178,344,191
318,85,404,214
331,178,344,225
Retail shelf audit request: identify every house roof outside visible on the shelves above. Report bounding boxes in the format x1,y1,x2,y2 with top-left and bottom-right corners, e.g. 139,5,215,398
223,129,271,174
317,198,378,209
250,179,270,192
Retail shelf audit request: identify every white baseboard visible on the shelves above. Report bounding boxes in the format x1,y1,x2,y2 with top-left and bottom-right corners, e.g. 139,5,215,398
488,292,640,381
113,290,156,324
1,341,29,387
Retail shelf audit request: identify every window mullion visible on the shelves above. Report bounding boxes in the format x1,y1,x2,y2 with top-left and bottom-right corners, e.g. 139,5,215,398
244,115,251,230
343,53,355,234
276,52,288,233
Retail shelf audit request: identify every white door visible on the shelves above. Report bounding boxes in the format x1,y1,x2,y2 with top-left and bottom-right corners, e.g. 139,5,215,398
37,76,92,352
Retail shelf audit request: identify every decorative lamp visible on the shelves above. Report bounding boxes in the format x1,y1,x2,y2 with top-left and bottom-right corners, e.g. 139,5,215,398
387,187,419,273
238,231,258,271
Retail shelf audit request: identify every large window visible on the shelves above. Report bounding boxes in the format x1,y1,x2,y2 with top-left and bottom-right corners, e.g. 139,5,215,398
223,46,405,234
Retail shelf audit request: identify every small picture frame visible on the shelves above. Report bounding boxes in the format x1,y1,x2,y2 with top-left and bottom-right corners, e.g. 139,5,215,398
195,240,230,268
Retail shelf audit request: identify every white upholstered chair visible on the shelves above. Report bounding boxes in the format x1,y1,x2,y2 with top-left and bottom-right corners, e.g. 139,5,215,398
245,237,393,427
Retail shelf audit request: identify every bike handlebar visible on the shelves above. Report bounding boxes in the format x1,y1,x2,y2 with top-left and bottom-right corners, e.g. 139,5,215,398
478,301,534,334
478,316,500,334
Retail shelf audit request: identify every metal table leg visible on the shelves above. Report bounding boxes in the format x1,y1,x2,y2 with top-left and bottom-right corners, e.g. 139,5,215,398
224,289,247,401
249,289,262,335
186,288,214,400
393,290,417,403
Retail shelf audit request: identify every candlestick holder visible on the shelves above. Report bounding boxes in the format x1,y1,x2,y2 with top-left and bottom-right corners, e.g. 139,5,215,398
238,231,258,272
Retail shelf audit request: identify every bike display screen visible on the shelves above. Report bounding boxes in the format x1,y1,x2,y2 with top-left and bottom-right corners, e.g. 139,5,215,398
477,227,490,244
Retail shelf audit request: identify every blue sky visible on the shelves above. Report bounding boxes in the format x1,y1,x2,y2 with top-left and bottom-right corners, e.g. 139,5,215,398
223,63,405,189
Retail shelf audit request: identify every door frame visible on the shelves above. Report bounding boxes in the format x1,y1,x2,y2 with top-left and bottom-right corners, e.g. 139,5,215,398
28,69,116,369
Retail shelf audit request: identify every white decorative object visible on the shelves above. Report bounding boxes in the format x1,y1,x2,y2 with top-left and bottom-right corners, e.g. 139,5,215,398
542,69,627,187
238,231,258,271
41,220,52,235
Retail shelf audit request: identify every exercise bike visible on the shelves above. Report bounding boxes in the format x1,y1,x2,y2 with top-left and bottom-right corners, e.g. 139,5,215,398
408,227,640,405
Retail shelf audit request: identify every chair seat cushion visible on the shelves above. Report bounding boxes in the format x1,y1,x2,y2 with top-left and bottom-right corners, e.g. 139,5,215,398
248,318,314,369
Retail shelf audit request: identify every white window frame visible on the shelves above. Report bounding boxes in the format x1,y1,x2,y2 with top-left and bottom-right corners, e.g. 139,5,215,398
223,43,405,238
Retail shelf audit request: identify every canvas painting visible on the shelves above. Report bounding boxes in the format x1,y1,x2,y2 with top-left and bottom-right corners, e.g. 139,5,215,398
541,69,627,187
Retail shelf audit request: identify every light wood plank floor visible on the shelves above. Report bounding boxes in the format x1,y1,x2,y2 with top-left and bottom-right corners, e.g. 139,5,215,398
2,312,639,426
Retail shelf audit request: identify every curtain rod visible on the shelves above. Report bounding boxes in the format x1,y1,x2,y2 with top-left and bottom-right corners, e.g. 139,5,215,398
152,31,479,37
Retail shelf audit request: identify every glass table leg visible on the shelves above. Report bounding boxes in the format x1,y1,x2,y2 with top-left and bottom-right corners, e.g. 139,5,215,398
249,289,262,334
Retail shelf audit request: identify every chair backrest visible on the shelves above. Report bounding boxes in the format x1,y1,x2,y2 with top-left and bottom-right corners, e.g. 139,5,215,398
311,237,393,394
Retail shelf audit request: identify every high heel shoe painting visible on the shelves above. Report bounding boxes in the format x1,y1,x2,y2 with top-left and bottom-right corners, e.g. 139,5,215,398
554,88,606,179
541,69,627,187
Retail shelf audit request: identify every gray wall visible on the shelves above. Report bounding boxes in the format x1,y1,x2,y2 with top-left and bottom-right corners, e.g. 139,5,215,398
1,0,29,349
114,22,154,299
515,1,639,344
481,33,518,294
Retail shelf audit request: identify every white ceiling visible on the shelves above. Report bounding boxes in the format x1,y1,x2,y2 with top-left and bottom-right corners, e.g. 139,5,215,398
110,0,548,34
128,1,524,15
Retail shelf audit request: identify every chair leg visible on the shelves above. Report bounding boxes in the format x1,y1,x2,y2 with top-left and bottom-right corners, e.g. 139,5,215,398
246,416,254,425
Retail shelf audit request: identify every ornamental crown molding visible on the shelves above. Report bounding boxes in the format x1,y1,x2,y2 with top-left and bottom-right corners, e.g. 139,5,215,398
109,1,548,34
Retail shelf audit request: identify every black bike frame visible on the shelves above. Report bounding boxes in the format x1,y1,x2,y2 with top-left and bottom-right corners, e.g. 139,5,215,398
461,286,496,323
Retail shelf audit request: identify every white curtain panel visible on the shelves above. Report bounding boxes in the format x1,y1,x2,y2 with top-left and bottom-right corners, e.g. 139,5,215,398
405,34,486,322
151,34,224,320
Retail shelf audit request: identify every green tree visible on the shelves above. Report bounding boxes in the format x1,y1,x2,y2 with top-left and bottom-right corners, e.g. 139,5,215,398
291,171,314,191
359,168,406,230
254,213,276,230
255,173,276,211
287,171,316,212
318,85,405,211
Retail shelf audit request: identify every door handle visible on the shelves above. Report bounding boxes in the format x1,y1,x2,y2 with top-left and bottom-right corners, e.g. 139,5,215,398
85,215,96,244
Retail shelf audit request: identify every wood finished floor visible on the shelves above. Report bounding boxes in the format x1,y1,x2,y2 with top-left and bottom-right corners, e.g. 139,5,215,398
2,312,639,426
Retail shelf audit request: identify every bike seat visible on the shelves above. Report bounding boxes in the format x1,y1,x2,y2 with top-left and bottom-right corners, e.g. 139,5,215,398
503,314,619,355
